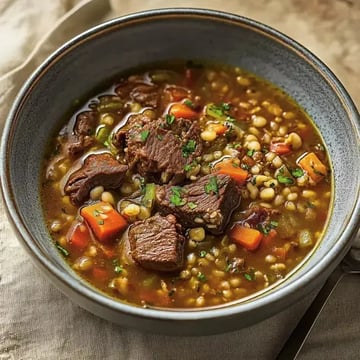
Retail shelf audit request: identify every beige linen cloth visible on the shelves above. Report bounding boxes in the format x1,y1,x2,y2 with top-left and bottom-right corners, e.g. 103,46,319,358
0,1,359,359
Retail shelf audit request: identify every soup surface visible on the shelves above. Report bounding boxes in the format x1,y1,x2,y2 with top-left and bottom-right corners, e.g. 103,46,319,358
41,62,331,308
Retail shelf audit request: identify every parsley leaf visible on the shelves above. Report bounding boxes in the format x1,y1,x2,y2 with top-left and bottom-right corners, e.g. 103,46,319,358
197,272,207,282
276,174,295,185
204,176,219,195
140,130,150,142
165,114,176,125
182,139,197,158
56,242,69,257
199,250,207,258
184,99,194,108
244,273,253,281
291,168,304,178
247,149,255,157
170,186,186,206
188,202,197,210
114,265,123,273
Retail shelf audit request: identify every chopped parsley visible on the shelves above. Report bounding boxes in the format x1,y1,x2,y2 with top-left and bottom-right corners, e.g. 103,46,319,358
225,263,232,272
244,273,253,281
170,186,186,206
114,265,123,273
197,272,207,282
182,140,197,158
184,99,194,108
93,209,103,217
276,174,295,185
199,250,207,258
188,202,197,210
204,176,219,195
140,130,150,142
97,220,105,225
247,149,255,157
291,168,304,178
257,220,278,235
165,114,176,125
206,103,235,122
56,242,69,257
184,164,192,171
241,163,250,171
156,134,163,141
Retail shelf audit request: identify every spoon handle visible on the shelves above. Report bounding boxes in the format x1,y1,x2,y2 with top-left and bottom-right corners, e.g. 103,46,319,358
276,266,345,360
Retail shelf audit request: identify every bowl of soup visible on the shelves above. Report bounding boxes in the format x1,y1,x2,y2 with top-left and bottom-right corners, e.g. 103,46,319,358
1,9,359,335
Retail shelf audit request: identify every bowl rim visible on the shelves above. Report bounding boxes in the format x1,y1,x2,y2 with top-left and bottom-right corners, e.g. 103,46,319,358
1,7,360,322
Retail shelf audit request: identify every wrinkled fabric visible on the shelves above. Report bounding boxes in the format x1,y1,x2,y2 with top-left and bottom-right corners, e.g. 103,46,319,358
0,1,359,359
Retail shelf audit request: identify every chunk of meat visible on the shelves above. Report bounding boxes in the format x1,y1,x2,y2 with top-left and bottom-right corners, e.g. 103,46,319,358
64,111,98,156
128,213,185,272
115,80,159,108
239,206,279,228
125,117,202,184
156,174,241,234
64,153,128,206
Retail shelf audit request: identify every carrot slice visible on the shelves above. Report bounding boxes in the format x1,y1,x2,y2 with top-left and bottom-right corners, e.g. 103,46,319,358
229,225,263,251
67,221,90,250
92,267,110,282
80,202,128,243
270,142,292,155
210,123,228,135
298,152,327,184
169,103,198,119
214,159,248,185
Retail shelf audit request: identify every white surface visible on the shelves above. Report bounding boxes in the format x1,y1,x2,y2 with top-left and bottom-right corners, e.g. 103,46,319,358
1,1,359,359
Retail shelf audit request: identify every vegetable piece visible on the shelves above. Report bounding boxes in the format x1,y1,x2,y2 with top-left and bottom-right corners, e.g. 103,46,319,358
272,244,291,261
92,267,109,282
210,123,228,135
169,186,186,206
56,242,69,257
270,142,292,155
169,103,198,119
229,225,263,251
275,165,294,185
142,183,156,209
214,159,248,185
80,202,128,243
182,139,197,158
204,176,219,195
298,229,313,248
298,152,327,183
67,221,91,250
95,125,111,144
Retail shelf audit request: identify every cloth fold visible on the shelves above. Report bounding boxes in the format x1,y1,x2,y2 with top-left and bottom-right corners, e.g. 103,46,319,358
1,1,359,359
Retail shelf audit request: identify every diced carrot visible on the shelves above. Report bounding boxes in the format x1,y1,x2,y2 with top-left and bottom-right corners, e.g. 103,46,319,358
92,267,110,282
80,201,128,243
229,224,263,251
67,221,90,250
214,159,249,185
262,229,277,247
298,152,327,184
169,103,198,119
270,142,292,155
272,243,291,261
210,123,228,135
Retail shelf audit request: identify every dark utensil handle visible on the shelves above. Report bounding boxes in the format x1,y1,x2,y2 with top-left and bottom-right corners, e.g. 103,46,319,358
276,266,345,360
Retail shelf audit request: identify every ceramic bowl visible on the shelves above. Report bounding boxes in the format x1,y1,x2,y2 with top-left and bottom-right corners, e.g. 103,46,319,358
1,9,359,335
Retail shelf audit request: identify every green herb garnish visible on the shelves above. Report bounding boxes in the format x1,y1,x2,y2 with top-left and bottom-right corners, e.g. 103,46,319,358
244,273,253,281
156,134,163,141
114,265,123,274
188,202,197,210
182,139,197,158
291,168,304,178
56,242,69,257
140,130,150,142
184,99,194,108
276,174,295,185
247,149,255,157
165,114,176,125
197,272,207,282
199,250,207,258
170,186,186,206
204,176,219,195
225,263,232,272
97,220,105,225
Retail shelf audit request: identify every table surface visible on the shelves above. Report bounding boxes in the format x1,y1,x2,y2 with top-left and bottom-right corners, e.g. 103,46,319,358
0,1,359,359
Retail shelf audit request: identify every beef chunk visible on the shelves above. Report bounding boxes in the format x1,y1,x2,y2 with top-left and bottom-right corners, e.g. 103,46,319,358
239,206,279,229
115,80,159,108
125,117,202,184
64,153,128,206
128,213,185,272
65,111,98,156
156,174,241,234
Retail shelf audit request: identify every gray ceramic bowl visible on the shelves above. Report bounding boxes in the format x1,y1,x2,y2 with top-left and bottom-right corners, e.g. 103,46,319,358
1,9,360,335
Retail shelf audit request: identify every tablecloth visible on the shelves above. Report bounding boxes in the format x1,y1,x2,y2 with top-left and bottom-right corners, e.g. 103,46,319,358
1,1,359,359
